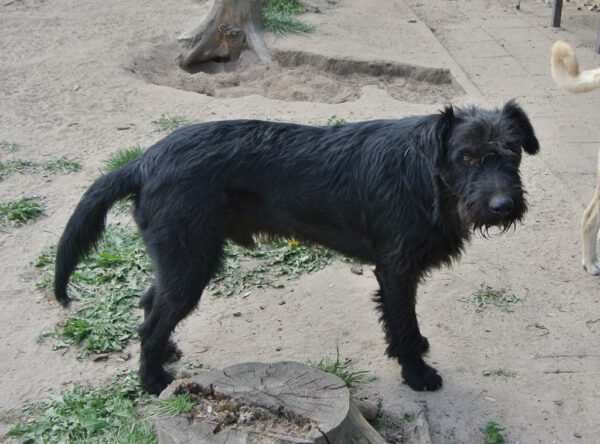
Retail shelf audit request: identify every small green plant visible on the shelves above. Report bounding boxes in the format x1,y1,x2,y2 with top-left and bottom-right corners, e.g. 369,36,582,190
151,115,190,133
103,145,144,174
36,224,152,354
0,197,45,227
481,420,506,444
372,406,384,429
262,0,314,35
7,371,157,444
149,393,199,418
472,283,520,312
312,347,369,390
402,411,417,422
0,140,18,152
326,115,347,126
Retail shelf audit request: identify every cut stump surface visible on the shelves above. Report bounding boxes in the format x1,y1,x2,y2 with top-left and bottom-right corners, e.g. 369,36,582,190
156,361,387,443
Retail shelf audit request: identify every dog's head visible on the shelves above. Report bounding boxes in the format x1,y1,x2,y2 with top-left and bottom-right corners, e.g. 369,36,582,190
435,100,539,234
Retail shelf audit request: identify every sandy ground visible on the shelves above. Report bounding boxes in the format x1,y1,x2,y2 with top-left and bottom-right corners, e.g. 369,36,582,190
1,0,599,443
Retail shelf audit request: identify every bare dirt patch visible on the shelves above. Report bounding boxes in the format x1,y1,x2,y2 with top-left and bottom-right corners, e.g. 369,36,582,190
131,44,463,104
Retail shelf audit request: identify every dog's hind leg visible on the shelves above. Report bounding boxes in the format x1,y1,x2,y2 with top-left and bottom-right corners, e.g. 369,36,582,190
138,223,224,395
374,267,442,392
139,286,184,363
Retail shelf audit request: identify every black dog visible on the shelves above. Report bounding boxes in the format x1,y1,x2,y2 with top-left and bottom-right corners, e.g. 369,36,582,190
54,100,539,395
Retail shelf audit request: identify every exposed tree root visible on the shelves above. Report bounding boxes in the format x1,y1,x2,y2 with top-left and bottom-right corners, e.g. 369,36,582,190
177,0,271,69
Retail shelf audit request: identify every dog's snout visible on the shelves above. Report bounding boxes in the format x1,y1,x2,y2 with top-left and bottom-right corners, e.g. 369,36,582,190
489,195,513,215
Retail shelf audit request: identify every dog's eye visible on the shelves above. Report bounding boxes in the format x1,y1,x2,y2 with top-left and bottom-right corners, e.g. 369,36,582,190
462,154,472,163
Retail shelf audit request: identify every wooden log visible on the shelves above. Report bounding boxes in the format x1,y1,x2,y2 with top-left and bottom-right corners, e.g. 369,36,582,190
156,361,387,444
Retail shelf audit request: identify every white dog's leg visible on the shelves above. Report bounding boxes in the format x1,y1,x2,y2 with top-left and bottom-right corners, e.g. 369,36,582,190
581,191,600,275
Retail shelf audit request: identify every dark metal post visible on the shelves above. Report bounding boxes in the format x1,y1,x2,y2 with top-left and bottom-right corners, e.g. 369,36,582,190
551,0,563,28
596,16,600,54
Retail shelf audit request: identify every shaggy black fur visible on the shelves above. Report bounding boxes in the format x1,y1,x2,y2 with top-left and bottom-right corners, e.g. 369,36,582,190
54,100,539,395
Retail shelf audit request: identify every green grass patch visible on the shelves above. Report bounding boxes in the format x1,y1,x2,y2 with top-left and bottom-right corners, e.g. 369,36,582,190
0,140,18,152
7,371,158,444
0,157,80,179
210,239,335,297
103,146,144,174
44,292,140,354
472,283,520,312
326,115,347,126
36,224,152,355
312,347,369,390
262,0,314,35
0,159,35,177
0,197,45,227
6,373,205,443
481,420,506,444
151,115,190,133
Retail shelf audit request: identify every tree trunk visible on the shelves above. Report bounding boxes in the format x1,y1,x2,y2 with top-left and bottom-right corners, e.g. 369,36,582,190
155,361,388,444
177,0,271,69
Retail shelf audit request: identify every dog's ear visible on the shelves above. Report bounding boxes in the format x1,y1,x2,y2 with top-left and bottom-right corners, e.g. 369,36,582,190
421,105,454,168
412,105,455,171
434,105,455,163
502,100,540,155
439,105,455,134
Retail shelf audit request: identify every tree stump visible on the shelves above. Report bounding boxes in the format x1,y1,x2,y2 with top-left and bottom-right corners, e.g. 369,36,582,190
177,0,271,69
156,361,388,444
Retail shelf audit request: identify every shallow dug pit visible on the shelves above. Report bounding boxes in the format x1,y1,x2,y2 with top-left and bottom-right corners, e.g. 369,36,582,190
131,44,464,104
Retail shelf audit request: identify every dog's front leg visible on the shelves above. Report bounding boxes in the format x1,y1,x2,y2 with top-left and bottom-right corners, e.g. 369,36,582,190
374,267,442,391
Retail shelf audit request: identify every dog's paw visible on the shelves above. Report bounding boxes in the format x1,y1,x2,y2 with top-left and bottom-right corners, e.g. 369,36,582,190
582,258,600,275
141,369,174,395
163,340,184,364
401,361,443,391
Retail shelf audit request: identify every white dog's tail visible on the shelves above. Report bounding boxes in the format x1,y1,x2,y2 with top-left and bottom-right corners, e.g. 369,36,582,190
551,41,600,93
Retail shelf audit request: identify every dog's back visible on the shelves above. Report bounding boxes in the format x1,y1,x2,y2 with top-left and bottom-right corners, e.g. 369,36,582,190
136,118,438,262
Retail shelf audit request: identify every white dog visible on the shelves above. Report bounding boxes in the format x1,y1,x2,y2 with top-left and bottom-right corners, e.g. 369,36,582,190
551,41,600,274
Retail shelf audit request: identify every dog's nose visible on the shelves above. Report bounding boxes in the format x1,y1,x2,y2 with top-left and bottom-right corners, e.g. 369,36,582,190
489,196,513,215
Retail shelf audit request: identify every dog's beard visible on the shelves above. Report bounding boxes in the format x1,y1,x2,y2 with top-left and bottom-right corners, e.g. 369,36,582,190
458,198,526,238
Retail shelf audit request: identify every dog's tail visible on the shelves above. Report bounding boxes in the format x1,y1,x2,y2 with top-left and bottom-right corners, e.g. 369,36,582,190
551,41,600,93
54,159,142,307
